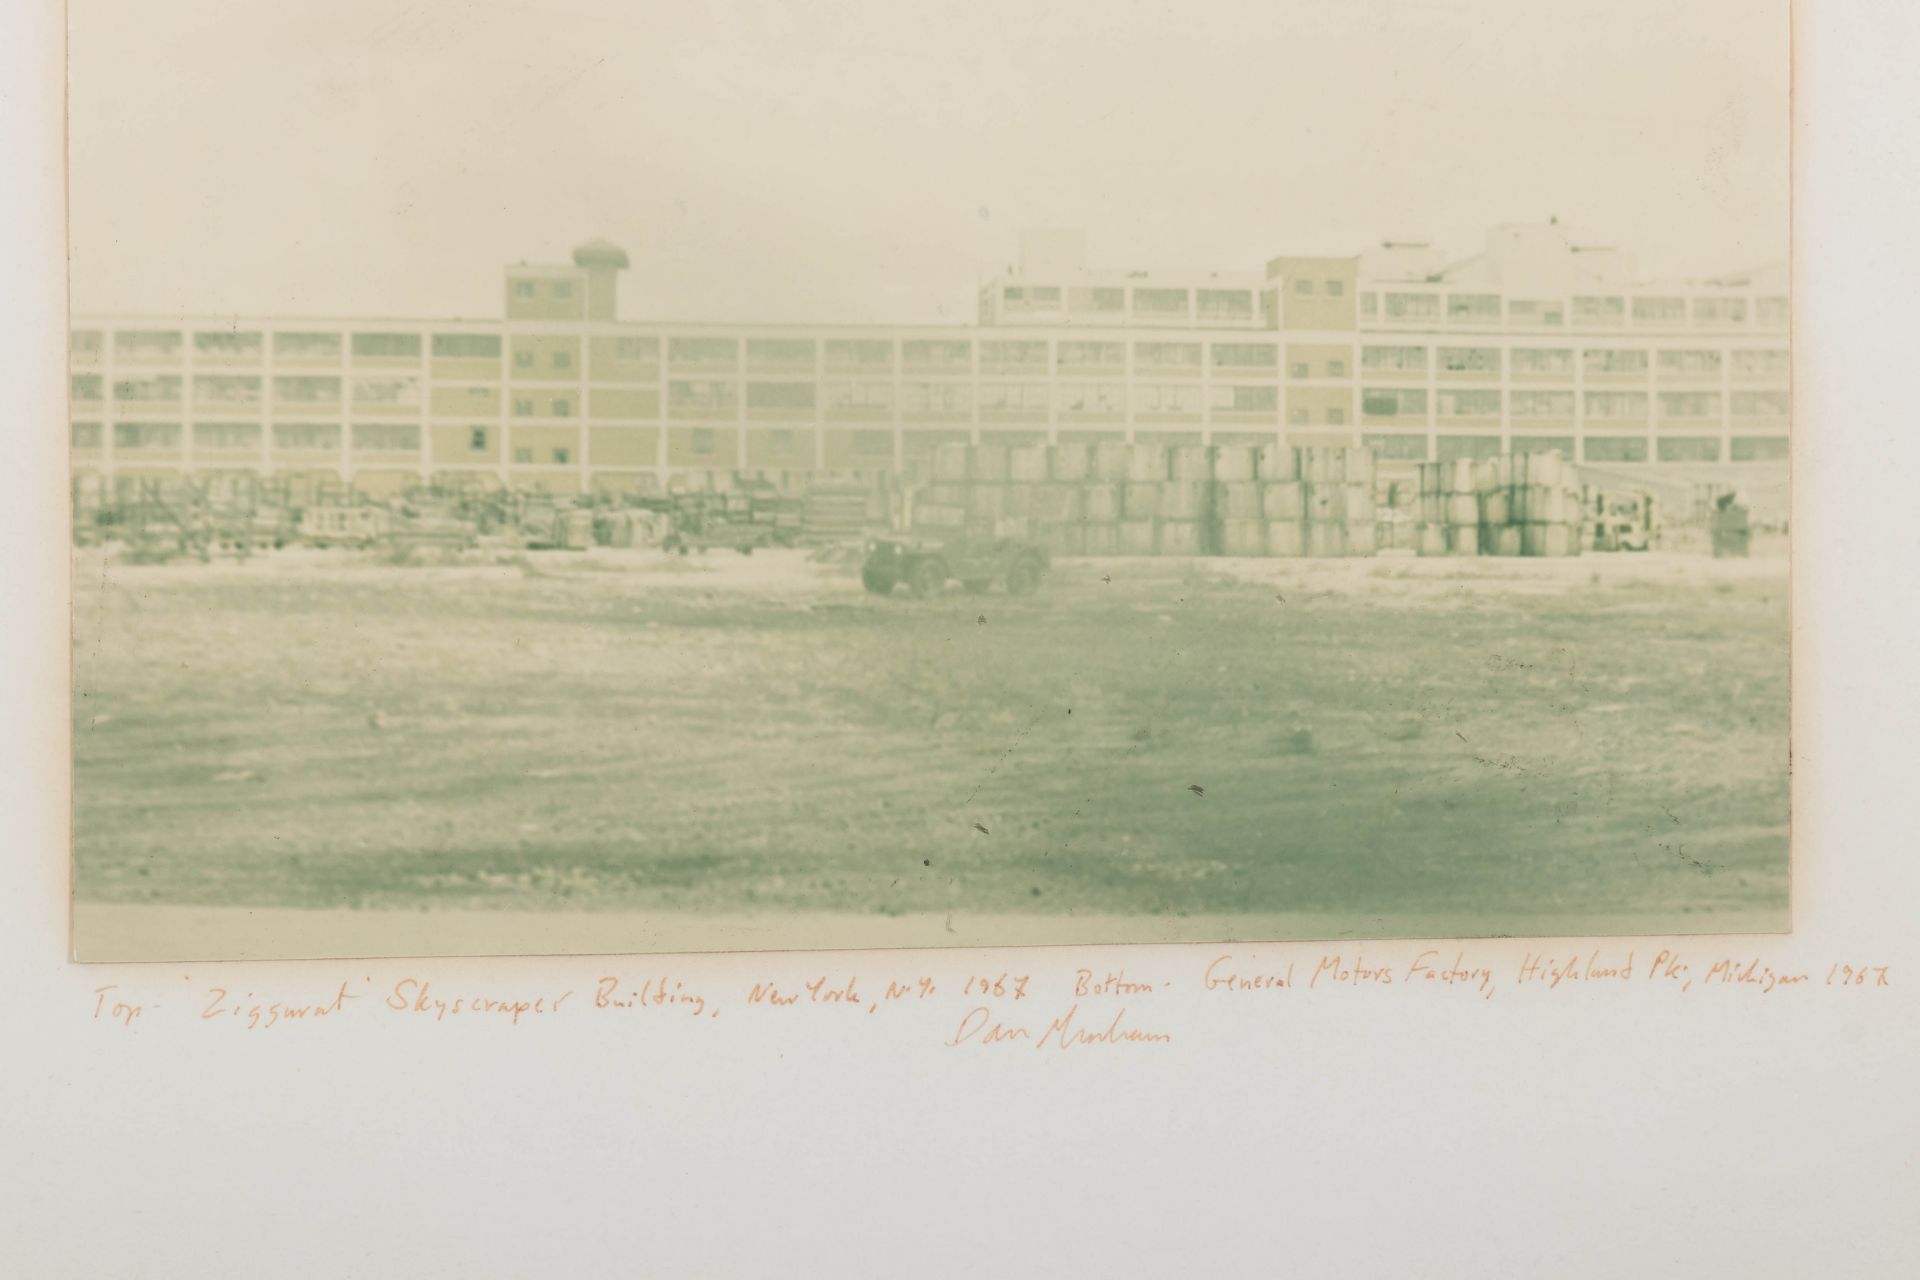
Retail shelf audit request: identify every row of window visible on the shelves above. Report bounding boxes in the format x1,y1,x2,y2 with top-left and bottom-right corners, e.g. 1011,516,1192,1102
1361,389,1790,418
1360,293,1788,328
1359,346,1790,376
71,422,877,461
1365,433,1789,464
999,286,1257,319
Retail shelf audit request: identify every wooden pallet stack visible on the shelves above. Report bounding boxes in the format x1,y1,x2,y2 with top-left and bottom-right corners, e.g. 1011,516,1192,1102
1416,451,1585,557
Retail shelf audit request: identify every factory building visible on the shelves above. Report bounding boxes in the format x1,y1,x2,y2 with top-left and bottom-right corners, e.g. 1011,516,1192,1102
69,223,1789,495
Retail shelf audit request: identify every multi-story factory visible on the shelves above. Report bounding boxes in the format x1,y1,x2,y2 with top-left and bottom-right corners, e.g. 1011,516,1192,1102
69,222,1788,495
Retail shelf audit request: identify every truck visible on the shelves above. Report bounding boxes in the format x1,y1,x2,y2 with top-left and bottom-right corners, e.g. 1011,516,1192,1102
860,501,1048,597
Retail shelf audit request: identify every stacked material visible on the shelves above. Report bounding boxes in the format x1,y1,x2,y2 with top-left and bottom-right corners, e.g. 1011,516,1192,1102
1415,451,1585,557
913,442,1380,557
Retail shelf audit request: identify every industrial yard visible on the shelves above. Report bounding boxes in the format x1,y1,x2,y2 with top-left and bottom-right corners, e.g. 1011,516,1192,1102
71,528,1789,949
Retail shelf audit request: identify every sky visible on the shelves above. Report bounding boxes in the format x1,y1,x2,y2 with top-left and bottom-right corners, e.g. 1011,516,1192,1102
67,0,1791,323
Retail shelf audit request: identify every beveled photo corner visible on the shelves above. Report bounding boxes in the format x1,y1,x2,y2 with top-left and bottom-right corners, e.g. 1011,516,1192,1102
65,0,1790,961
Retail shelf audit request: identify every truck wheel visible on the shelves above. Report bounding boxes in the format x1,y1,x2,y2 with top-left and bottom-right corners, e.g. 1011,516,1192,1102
907,560,945,598
1005,560,1041,596
861,568,894,595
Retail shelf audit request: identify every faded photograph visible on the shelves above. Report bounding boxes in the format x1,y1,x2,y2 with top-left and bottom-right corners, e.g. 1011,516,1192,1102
68,0,1791,961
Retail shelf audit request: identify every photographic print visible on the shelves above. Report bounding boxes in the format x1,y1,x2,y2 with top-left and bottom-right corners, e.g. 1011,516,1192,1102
67,0,1791,960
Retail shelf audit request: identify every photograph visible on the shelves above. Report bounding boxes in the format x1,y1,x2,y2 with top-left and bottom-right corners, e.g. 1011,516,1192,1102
66,0,1792,961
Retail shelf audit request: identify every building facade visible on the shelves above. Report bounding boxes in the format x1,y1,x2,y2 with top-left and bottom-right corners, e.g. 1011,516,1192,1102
69,224,1789,495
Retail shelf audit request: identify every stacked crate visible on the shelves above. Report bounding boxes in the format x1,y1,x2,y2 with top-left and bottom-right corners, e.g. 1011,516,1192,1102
912,442,1380,557
1415,451,1585,557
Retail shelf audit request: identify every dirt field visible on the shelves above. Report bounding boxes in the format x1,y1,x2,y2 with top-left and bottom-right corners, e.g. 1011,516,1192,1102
71,545,1789,953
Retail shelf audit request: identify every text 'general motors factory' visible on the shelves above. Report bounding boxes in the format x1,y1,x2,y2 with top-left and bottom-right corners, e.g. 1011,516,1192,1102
69,223,1789,495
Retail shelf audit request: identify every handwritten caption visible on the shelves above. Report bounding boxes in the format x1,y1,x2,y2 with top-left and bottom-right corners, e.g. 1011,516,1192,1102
82,947,1894,1048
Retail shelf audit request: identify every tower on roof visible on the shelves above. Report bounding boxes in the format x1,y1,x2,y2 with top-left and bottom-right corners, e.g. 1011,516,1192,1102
572,238,629,321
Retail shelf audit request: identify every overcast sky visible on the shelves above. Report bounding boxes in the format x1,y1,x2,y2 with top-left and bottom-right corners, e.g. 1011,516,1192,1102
68,0,1790,323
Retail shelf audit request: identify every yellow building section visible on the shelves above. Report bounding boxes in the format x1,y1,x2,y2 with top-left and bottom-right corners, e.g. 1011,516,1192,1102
822,428,897,470
508,425,583,466
430,356,502,382
743,427,816,469
589,337,660,382
510,334,583,381
351,470,418,496
431,423,502,465
431,385,500,417
1285,344,1353,379
665,426,740,468
1286,386,1354,427
1269,256,1359,330
589,387,660,420
587,426,659,467
504,273,586,322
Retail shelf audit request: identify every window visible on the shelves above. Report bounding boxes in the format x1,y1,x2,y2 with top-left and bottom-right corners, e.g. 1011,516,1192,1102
351,333,422,359
353,377,420,406
1507,299,1565,327
1068,286,1124,312
616,337,659,361
113,423,182,450
70,374,102,401
1447,295,1500,323
71,422,102,449
826,339,893,368
981,340,1048,367
1326,407,1346,425
1132,288,1189,315
1435,436,1502,462
1732,349,1790,377
1692,297,1749,325
196,375,262,404
1510,348,1573,375
1029,286,1061,307
854,430,892,456
552,447,571,464
514,447,534,464
670,337,738,366
1294,279,1314,295
1290,362,1310,379
272,423,340,451
901,339,969,368
1362,388,1428,417
1658,349,1723,375
1326,280,1345,298
1384,293,1440,321
1135,342,1201,369
194,331,262,358
1361,346,1426,374
1511,434,1574,457
513,398,534,416
1197,289,1253,319
1438,347,1500,374
1633,297,1687,324
273,332,341,361
552,350,572,370
1583,349,1649,376
515,351,536,369
691,428,716,455
745,382,816,411
352,424,420,452
114,330,182,359
1657,437,1723,462
1732,436,1790,461
900,382,971,413
1288,407,1309,425
552,398,572,417
667,380,738,413
1437,390,1500,417
469,428,489,451
1134,383,1202,413
513,281,536,299
1658,392,1721,418
71,331,103,357
551,281,574,300
1359,293,1378,319
767,429,796,454
978,383,1050,412
1056,382,1124,413
1212,343,1278,371
1364,432,1427,461
827,381,893,411
1573,296,1626,325
113,375,183,403
1327,360,1346,377
432,334,502,359
1582,436,1648,463
1209,385,1277,413
1584,391,1649,419
1732,391,1790,417
193,423,261,451
1057,341,1125,369
1510,391,1575,418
